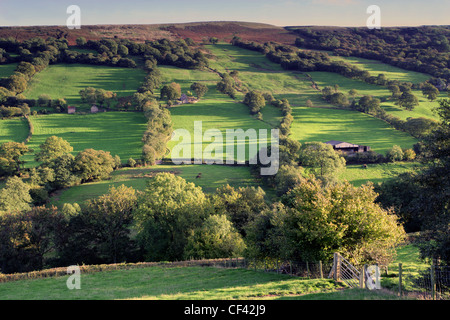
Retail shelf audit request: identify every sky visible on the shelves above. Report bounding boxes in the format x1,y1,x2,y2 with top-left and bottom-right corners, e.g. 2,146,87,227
0,0,448,28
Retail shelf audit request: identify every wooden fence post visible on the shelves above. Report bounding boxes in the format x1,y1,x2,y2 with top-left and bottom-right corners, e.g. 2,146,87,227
333,253,340,281
360,266,365,289
398,263,403,297
364,264,368,289
431,264,436,300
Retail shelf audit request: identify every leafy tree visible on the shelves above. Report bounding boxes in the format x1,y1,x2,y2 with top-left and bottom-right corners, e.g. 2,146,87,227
421,83,439,101
298,142,346,180
134,173,209,261
273,164,306,196
358,95,381,114
397,91,419,111
0,176,32,214
0,206,68,273
0,141,29,174
184,215,246,259
35,136,73,164
212,185,268,236
190,82,208,99
386,145,404,162
277,179,406,265
45,153,79,190
160,82,181,101
243,90,266,114
63,185,138,264
73,149,115,182
76,37,87,46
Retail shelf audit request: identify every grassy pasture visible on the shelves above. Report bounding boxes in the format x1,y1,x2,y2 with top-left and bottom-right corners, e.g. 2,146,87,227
159,65,274,162
0,118,29,144
339,162,422,187
0,62,18,79
309,71,442,121
50,164,269,207
23,63,146,107
23,112,147,167
206,44,418,154
290,107,417,155
328,55,432,84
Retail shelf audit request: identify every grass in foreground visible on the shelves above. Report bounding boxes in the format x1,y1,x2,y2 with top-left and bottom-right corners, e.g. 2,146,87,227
0,266,345,300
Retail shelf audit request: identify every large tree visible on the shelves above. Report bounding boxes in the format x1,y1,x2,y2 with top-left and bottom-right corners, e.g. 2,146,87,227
134,173,209,261
73,148,115,182
297,142,346,180
35,136,73,164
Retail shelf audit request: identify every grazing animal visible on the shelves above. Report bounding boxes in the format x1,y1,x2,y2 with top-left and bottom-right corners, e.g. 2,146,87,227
196,173,202,179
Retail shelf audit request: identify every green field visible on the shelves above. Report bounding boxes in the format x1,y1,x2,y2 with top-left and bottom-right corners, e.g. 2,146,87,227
328,54,432,84
309,71,442,121
23,112,147,166
0,118,29,144
50,164,269,207
291,107,417,155
0,245,422,300
206,44,419,154
0,62,18,79
23,63,146,106
339,162,422,187
160,65,274,162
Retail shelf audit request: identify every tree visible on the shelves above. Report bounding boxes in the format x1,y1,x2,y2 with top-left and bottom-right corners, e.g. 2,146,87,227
0,206,68,273
0,141,29,174
160,82,181,101
386,145,404,162
134,173,208,261
117,44,129,56
7,73,28,93
64,185,138,264
212,185,268,236
0,176,32,214
243,90,266,114
209,37,219,45
305,99,313,108
76,37,87,47
190,82,208,99
184,215,246,259
273,164,306,196
358,95,381,114
421,83,439,101
35,136,73,164
276,179,405,264
45,153,79,190
397,91,419,111
298,142,346,180
73,149,115,182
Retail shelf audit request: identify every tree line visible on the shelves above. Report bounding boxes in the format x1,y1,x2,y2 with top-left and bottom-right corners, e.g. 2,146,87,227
289,26,450,84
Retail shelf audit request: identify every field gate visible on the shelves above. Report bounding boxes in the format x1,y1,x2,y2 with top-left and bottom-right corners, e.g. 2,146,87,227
329,253,381,289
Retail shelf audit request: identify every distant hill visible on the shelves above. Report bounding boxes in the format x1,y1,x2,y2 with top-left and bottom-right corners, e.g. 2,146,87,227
0,21,297,45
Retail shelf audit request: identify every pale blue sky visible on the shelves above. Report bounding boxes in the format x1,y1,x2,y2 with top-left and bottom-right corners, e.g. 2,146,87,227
0,0,448,27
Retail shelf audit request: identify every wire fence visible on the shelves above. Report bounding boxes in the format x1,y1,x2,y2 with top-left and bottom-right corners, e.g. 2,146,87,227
400,265,450,300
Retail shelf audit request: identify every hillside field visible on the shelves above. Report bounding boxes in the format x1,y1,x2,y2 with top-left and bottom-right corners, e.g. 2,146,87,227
50,164,270,207
22,112,147,166
23,63,146,107
0,117,29,144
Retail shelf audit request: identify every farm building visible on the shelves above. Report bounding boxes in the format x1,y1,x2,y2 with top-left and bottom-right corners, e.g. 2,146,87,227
91,105,99,113
325,140,371,153
67,106,76,114
178,94,198,105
